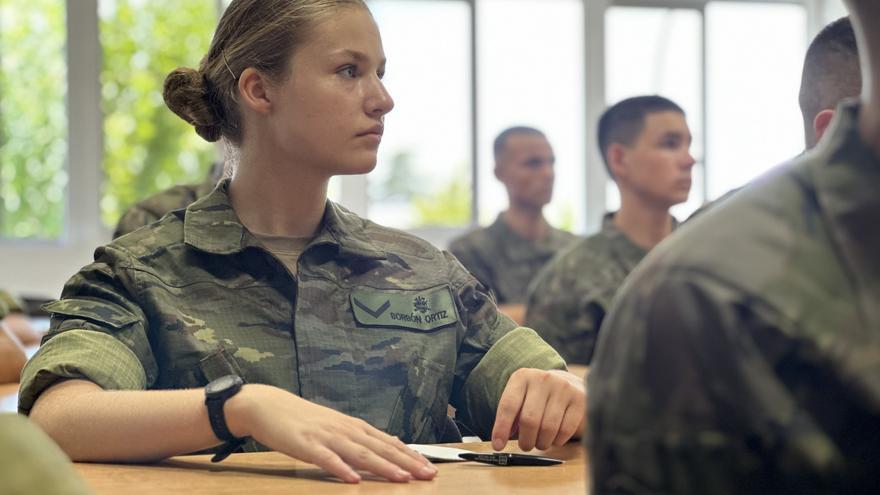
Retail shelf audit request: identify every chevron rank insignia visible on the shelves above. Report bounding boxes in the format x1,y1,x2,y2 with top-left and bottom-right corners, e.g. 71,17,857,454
350,286,459,331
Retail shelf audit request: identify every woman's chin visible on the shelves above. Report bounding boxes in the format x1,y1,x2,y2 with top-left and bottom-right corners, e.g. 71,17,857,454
334,160,378,176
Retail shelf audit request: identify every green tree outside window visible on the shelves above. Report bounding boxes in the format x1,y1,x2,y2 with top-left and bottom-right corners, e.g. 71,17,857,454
100,0,217,227
0,0,67,239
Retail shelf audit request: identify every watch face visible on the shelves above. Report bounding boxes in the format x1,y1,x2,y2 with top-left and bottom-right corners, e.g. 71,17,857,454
206,375,240,396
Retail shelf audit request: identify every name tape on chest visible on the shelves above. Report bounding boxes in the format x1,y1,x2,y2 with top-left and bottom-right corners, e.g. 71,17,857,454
350,286,459,331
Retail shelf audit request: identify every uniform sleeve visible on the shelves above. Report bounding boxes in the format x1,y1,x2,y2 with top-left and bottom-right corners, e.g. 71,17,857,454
525,263,604,365
588,268,842,495
444,253,566,439
18,245,158,415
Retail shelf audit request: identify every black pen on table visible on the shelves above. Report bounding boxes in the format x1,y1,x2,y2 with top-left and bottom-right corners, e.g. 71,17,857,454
458,452,564,466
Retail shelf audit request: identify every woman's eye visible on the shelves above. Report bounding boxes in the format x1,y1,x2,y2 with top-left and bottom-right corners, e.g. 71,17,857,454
340,65,357,78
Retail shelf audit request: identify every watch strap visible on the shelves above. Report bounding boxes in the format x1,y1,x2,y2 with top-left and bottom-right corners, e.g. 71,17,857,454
204,375,247,463
210,439,245,463
206,396,241,443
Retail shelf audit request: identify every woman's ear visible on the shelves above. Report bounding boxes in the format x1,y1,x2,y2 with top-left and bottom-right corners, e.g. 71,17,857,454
238,68,272,115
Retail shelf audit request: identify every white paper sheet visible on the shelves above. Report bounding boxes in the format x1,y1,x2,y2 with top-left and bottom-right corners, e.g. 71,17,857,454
406,444,474,463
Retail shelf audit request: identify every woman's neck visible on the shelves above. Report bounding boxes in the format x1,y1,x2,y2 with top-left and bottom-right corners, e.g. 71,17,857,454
229,144,329,238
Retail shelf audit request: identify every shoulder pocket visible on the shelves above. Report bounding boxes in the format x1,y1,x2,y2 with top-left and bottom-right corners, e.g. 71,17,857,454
43,298,139,330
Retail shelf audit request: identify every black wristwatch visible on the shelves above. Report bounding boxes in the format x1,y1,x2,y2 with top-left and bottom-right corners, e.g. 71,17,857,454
205,374,246,463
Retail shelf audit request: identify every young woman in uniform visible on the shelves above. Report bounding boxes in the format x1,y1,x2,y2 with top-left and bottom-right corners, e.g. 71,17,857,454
22,0,585,483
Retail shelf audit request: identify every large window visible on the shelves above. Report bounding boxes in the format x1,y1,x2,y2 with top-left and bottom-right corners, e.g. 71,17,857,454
477,0,585,231
605,6,704,219
0,0,67,239
99,0,218,227
368,0,585,232
367,0,472,229
605,2,807,219
705,2,806,198
1,0,824,297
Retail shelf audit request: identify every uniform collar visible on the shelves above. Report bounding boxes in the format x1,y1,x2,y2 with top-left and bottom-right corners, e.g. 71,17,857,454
809,100,880,327
599,212,679,260
183,179,386,260
488,214,567,262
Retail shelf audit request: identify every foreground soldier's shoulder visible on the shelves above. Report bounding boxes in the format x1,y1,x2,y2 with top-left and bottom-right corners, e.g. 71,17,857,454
635,160,815,293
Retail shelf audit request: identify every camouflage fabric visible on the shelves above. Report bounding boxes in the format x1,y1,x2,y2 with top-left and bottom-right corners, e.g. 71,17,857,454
448,215,577,304
524,214,648,365
112,162,223,239
19,180,566,447
0,413,93,495
588,101,880,494
0,290,22,314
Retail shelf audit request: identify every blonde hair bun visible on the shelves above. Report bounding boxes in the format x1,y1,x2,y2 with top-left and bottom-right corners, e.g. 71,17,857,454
163,67,224,142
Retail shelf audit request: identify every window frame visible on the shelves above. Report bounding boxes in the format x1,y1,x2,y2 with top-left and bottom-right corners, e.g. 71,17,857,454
0,0,831,298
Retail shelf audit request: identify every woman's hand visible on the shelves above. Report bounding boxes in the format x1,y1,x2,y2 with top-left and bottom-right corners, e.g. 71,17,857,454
227,384,437,484
490,368,586,451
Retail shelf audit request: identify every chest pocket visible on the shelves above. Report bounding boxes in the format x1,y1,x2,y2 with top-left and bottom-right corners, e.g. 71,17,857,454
345,285,460,442
350,285,460,331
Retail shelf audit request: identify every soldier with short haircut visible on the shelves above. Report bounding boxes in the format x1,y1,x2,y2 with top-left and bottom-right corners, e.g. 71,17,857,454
525,95,694,364
588,1,880,492
20,0,585,485
683,16,859,221
800,16,861,149
449,126,576,324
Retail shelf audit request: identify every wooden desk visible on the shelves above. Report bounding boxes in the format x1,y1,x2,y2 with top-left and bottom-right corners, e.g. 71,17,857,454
568,364,589,381
75,441,588,494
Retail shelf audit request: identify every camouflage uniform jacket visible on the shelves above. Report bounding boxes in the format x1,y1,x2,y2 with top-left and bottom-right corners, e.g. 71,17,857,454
19,180,565,446
448,215,577,304
524,214,648,364
113,164,222,239
588,102,880,494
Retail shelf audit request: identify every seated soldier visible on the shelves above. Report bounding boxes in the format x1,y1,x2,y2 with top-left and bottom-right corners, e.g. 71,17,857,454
588,2,880,492
21,0,586,485
449,127,576,324
525,96,694,364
